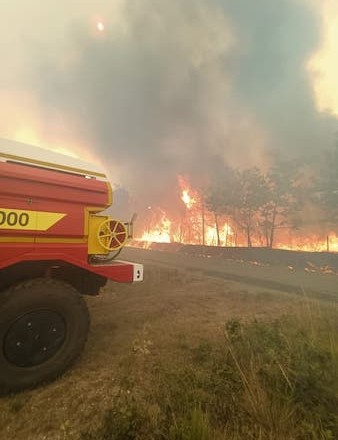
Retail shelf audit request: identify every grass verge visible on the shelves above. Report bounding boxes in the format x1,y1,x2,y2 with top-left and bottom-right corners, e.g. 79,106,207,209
81,301,338,440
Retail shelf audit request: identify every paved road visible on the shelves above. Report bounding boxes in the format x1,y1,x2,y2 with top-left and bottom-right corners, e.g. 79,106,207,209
122,247,338,301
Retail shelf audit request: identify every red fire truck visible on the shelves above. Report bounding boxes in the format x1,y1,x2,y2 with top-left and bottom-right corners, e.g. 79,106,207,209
0,139,143,393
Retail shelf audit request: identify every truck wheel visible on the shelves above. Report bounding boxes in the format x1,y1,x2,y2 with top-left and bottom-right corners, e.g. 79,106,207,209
0,278,89,394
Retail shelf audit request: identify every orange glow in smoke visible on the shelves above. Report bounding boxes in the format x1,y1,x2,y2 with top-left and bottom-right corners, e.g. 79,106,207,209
13,126,79,158
97,21,105,32
308,0,338,117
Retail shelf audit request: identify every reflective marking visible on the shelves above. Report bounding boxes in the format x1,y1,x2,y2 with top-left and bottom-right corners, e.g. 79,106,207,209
0,208,66,231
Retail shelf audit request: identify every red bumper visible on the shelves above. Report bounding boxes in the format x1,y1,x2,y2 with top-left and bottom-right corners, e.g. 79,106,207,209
0,243,143,283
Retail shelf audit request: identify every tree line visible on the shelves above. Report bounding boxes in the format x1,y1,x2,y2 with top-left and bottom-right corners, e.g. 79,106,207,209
203,145,338,248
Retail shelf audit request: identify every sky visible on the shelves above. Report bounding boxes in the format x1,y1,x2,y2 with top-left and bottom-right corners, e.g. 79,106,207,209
0,0,338,211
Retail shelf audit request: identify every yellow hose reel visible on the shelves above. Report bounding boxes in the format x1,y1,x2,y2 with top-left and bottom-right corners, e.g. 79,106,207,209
97,219,128,251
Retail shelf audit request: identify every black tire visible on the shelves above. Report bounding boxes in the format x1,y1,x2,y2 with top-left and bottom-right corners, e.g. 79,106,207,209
0,278,89,394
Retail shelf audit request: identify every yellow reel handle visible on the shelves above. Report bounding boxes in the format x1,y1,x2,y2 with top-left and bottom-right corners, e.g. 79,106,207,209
97,219,128,251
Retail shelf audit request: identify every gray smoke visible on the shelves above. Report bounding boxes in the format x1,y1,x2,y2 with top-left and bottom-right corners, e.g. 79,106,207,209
0,0,337,212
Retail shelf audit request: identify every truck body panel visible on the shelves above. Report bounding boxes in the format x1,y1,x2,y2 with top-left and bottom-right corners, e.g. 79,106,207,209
0,139,143,284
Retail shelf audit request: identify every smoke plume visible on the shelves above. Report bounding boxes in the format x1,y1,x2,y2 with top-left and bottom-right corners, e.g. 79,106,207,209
0,0,337,213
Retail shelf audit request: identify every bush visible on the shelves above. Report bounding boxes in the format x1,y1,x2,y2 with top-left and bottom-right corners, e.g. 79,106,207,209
81,391,147,440
168,407,216,440
221,317,338,439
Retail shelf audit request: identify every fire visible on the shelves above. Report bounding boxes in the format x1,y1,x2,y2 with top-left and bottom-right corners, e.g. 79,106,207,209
141,229,171,244
179,176,199,208
276,233,338,253
136,176,235,247
181,190,196,209
140,210,171,244
328,235,338,252
135,176,338,253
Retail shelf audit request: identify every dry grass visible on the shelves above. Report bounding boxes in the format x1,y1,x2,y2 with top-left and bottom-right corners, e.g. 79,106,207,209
0,265,336,440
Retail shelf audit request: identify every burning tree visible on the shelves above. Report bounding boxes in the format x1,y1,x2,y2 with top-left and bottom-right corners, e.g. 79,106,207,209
206,161,305,248
206,167,269,247
232,168,270,247
260,161,299,248
204,166,238,246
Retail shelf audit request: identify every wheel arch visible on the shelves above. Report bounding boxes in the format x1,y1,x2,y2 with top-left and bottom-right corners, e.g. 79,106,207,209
0,260,107,295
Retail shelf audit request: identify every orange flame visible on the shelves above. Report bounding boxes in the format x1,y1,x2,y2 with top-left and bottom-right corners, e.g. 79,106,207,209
181,190,196,209
136,176,236,247
140,210,172,244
